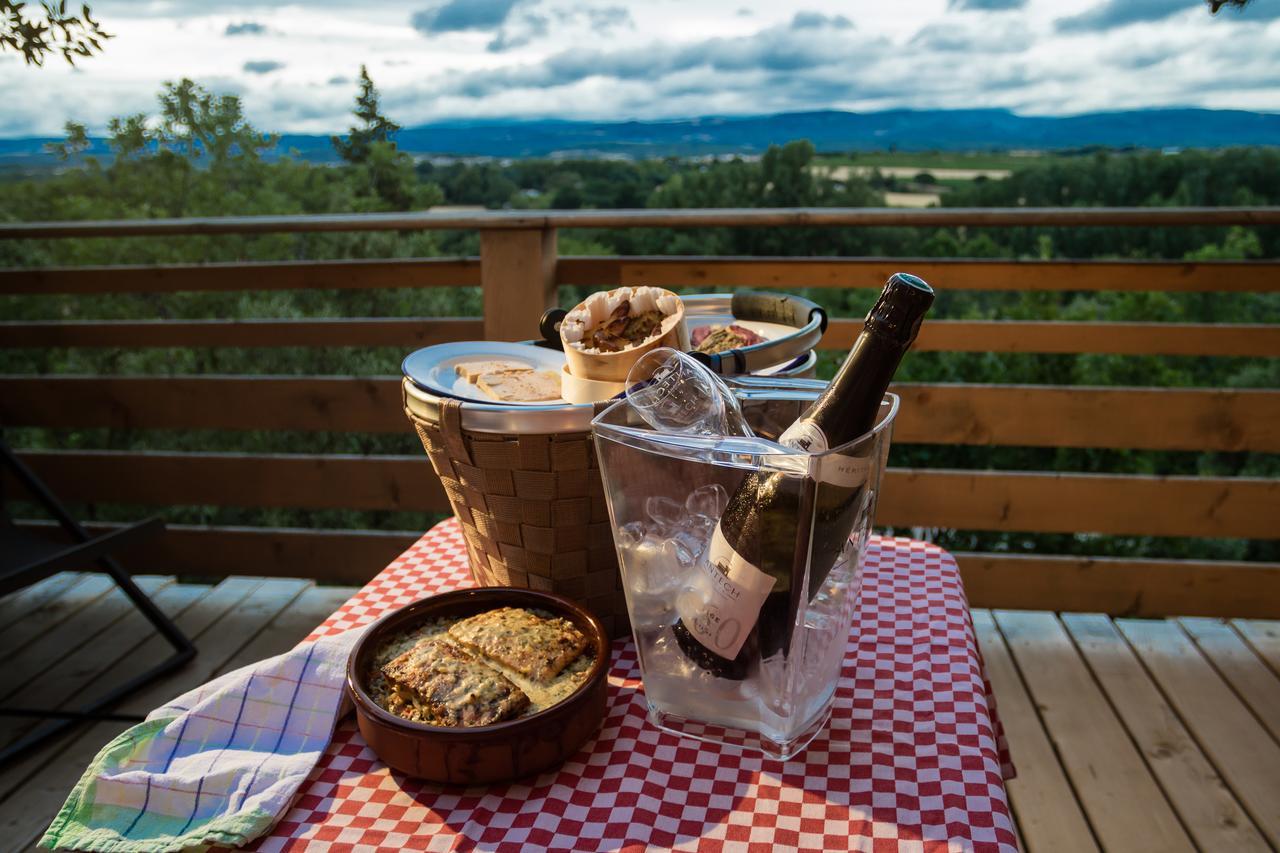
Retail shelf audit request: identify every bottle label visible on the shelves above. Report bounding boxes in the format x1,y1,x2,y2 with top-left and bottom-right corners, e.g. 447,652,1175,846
676,522,776,660
779,420,871,488
778,419,828,453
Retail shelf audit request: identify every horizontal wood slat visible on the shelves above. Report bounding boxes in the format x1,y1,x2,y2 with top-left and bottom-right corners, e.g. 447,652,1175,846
3,206,1278,240
958,553,1280,619
14,520,416,585
891,383,1280,452
829,319,1280,357
0,258,479,295
4,376,1277,452
0,318,483,348
11,452,1277,539
11,450,451,513
603,258,1280,293
879,469,1278,539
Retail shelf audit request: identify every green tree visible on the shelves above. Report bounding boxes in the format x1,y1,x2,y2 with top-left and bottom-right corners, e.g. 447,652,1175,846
0,0,109,65
331,65,401,165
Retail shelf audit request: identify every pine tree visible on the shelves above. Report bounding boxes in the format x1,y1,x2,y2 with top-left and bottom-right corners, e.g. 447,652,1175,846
331,65,401,165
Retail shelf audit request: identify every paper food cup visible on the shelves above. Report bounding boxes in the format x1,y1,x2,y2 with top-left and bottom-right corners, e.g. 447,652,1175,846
560,286,690,383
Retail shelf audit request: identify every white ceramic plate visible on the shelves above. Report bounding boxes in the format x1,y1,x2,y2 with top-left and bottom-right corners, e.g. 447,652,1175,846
402,342,568,406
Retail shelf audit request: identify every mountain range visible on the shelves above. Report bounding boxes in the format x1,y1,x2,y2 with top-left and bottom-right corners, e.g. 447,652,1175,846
2,107,1277,166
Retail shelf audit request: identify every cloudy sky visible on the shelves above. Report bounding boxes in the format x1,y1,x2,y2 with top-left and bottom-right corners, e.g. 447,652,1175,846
1,0,1277,137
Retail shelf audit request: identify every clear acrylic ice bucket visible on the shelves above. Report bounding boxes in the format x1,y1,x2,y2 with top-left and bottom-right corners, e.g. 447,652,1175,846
592,376,898,759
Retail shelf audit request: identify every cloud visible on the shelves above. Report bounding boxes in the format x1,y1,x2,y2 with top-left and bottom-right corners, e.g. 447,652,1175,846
949,0,1026,9
586,6,633,34
243,60,285,74
423,19,881,102
224,21,267,36
327,75,350,85
790,11,853,30
487,12,549,51
1057,0,1280,31
910,20,1030,53
1056,0,1198,32
411,0,524,35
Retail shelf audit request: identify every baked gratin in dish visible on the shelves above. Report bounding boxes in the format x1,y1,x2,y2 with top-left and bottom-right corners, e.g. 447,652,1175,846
346,588,609,784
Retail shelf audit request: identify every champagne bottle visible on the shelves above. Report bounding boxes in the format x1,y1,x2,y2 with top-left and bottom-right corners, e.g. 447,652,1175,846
673,273,934,678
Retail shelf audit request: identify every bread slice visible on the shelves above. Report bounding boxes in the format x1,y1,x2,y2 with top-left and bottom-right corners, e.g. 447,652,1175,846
448,607,589,683
455,360,530,384
381,635,529,726
475,369,561,403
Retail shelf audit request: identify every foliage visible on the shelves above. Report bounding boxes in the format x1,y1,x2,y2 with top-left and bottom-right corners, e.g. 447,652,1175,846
0,0,108,65
331,66,402,166
1,80,1276,564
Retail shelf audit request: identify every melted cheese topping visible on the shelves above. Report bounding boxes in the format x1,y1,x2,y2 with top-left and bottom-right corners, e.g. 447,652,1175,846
369,611,594,724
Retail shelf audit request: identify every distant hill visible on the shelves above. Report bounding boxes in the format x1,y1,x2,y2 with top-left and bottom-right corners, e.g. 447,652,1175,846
2,107,1277,167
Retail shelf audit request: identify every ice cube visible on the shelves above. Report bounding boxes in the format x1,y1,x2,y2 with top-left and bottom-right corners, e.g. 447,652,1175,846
616,521,648,549
624,534,691,597
671,529,707,562
685,483,728,519
645,496,684,530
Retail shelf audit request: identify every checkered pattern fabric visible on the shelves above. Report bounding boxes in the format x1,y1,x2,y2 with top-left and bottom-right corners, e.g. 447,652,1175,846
255,518,1017,852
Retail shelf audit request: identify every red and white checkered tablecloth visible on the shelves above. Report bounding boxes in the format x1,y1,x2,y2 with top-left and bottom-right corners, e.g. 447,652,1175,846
253,517,1017,853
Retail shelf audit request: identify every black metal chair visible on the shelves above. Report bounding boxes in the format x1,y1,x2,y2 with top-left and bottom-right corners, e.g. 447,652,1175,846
0,438,196,765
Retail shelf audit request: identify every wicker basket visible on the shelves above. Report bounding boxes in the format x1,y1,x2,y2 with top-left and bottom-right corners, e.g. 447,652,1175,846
403,380,629,638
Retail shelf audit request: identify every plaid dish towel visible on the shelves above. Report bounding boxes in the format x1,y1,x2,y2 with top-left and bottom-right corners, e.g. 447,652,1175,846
40,628,362,852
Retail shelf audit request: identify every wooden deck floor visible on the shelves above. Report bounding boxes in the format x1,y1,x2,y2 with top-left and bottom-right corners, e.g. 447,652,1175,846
0,572,358,852
976,609,1280,852
1,575,1278,852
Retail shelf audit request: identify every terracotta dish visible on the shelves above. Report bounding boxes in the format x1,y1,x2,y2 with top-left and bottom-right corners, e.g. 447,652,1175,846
346,588,609,785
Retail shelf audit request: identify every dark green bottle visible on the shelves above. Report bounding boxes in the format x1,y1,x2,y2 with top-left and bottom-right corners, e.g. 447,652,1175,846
673,273,934,678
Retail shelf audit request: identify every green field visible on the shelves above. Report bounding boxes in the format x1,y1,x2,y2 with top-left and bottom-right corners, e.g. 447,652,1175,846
814,151,1049,171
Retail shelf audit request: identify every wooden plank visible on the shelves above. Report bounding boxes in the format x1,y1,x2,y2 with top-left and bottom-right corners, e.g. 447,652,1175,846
0,376,409,433
617,258,1280,293
0,578,310,847
3,206,1278,240
971,611,1099,853
993,610,1195,852
0,582,208,750
480,228,558,342
1061,614,1268,852
0,258,479,295
0,576,172,704
0,317,484,349
0,574,116,656
826,319,1280,357
880,469,1279,539
957,553,1280,619
1232,620,1280,674
15,452,1276,539
0,573,86,638
5,375,1277,452
211,585,357,676
890,383,1280,452
14,451,451,513
1178,618,1280,743
1118,619,1280,846
14,521,418,585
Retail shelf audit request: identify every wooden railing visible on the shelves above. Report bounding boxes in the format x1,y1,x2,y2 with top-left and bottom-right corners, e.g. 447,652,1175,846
2,207,1278,618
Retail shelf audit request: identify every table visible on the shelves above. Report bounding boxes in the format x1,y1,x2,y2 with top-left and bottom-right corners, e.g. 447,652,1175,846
254,518,1018,852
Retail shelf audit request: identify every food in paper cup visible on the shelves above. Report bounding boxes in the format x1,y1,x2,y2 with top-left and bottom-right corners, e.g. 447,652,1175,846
560,286,689,382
